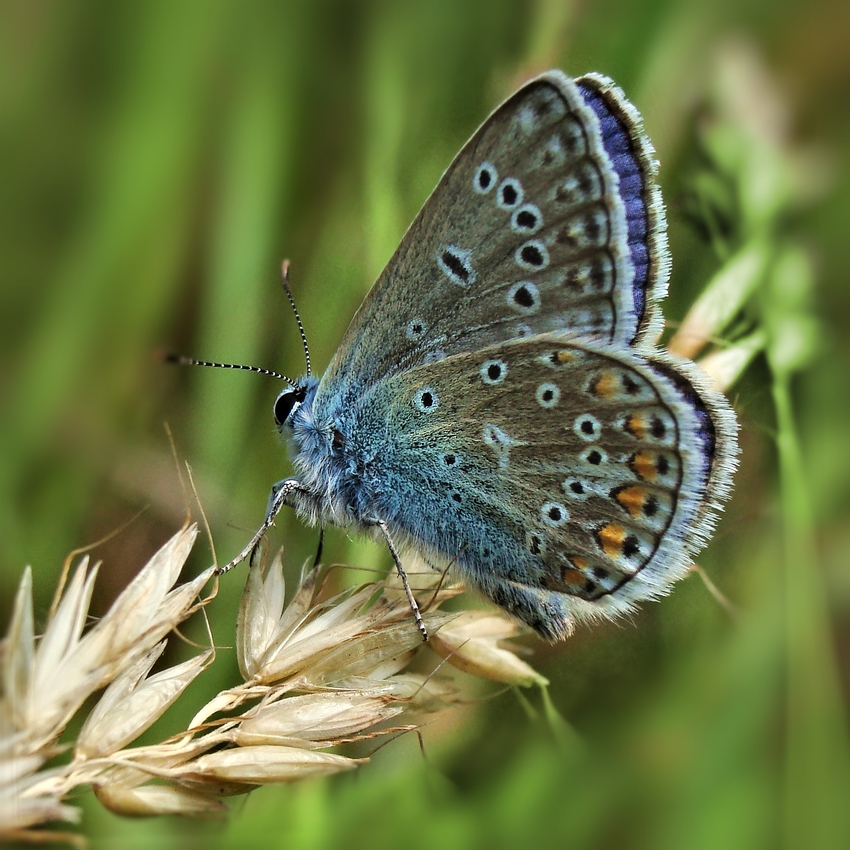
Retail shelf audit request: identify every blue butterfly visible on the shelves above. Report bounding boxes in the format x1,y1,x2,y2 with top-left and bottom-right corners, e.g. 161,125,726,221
177,71,737,641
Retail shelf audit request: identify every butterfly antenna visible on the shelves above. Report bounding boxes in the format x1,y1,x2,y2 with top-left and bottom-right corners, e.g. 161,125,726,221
163,353,299,388
280,259,312,377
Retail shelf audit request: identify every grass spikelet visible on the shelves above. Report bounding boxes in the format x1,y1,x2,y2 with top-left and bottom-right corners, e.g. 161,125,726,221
0,525,543,839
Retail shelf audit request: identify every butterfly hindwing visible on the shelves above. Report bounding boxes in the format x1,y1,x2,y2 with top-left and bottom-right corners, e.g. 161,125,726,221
348,335,735,639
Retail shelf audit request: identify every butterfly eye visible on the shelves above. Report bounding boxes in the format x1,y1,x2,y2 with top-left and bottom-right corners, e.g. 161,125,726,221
273,388,302,427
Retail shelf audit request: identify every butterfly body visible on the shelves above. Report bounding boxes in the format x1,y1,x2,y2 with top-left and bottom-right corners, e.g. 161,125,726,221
262,70,737,640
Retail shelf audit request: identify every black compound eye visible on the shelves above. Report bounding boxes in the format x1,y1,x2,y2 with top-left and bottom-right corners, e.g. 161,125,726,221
273,388,300,427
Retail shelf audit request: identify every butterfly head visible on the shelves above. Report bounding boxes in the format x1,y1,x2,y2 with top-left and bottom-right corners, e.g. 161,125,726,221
273,376,319,432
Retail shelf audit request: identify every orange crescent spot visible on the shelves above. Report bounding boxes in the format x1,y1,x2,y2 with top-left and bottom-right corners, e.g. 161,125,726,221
630,450,658,481
597,523,626,557
592,371,619,399
560,567,585,586
615,485,648,517
626,413,648,439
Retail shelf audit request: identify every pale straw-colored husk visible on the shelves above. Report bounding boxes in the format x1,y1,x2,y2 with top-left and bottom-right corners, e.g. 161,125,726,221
0,523,543,840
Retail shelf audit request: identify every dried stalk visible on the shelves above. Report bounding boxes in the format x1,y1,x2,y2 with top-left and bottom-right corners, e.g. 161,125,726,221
0,524,544,839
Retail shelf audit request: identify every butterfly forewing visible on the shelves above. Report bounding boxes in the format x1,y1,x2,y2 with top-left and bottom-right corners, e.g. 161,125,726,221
317,71,665,415
353,335,735,639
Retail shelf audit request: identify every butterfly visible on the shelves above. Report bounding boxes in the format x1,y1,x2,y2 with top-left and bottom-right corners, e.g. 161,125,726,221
180,70,737,641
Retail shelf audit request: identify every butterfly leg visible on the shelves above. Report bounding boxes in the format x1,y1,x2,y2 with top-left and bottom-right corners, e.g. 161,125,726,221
313,528,325,568
215,478,308,575
366,519,428,642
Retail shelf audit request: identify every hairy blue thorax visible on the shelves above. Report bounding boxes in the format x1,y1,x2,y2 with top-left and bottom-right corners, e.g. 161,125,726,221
276,375,364,527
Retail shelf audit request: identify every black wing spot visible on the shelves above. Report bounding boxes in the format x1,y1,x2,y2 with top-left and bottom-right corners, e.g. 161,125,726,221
516,209,538,229
622,374,640,394
442,250,470,282
520,244,545,267
501,183,518,205
514,285,534,307
623,535,640,558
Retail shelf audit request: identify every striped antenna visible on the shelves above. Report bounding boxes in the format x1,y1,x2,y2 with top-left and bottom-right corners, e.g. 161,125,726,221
280,260,311,377
163,353,298,388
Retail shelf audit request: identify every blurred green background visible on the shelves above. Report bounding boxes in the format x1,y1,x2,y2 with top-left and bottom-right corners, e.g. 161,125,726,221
2,0,849,847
